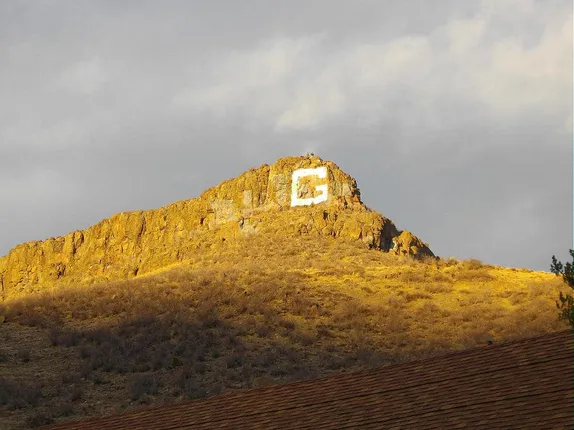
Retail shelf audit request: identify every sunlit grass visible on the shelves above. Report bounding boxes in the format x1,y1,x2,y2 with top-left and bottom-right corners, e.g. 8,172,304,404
0,233,569,428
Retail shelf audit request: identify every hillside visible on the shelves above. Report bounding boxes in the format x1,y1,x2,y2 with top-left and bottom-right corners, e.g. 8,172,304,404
0,155,432,300
0,156,569,428
0,234,570,428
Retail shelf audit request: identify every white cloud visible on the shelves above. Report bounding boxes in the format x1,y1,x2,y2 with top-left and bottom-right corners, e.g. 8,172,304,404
275,71,347,131
446,18,486,54
171,35,326,116
170,0,570,136
473,13,571,119
56,57,109,95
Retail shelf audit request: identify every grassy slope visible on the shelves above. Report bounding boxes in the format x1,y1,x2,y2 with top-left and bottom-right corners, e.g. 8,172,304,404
0,233,570,428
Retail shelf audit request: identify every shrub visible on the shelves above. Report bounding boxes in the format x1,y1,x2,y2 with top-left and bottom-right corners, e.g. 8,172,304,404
455,269,494,282
225,351,244,369
60,372,81,385
290,329,315,346
26,411,54,428
398,270,426,283
508,291,527,306
429,272,452,282
423,283,453,294
50,328,82,347
415,302,442,324
435,257,459,268
255,324,271,337
55,401,74,417
462,259,484,270
383,293,407,308
0,377,43,408
402,291,432,302
70,386,84,402
16,348,31,363
177,373,206,400
129,373,160,401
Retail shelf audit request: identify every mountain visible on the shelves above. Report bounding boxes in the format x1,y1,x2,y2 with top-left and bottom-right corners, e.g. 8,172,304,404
0,155,568,429
0,155,433,299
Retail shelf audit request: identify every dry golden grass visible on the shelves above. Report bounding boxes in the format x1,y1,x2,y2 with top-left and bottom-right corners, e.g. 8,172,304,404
0,233,570,428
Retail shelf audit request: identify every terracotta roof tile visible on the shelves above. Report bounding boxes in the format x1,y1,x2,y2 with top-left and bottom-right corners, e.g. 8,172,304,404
42,329,574,430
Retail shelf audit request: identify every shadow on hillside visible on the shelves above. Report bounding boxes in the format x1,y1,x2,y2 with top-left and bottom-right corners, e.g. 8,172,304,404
0,260,569,428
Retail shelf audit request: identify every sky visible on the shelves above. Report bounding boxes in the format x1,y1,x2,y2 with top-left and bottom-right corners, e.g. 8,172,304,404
0,0,572,271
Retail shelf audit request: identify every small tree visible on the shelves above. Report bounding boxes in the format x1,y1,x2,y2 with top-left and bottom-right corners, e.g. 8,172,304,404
550,249,574,327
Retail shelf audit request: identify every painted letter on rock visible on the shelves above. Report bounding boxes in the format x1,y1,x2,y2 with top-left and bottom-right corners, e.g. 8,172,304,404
290,167,328,207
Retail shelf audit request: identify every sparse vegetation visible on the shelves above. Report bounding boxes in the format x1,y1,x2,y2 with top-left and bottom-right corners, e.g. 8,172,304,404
0,235,569,429
129,373,160,401
26,411,54,428
0,378,42,409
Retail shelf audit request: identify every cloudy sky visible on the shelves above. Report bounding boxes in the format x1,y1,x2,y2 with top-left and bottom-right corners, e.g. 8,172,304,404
0,0,571,271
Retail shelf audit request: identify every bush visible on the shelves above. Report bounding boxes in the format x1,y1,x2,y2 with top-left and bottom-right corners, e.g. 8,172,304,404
0,377,42,408
462,259,484,270
129,373,160,401
429,271,452,282
50,328,81,347
437,257,459,268
225,351,244,369
455,269,494,282
402,291,432,302
70,386,83,402
423,283,453,294
177,371,206,400
16,348,31,363
55,401,74,417
398,270,426,283
26,411,54,428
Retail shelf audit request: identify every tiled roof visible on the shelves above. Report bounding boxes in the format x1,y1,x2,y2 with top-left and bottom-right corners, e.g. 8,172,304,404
43,329,573,430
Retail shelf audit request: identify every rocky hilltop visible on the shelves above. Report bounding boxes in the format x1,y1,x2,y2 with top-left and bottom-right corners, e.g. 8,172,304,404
0,155,433,299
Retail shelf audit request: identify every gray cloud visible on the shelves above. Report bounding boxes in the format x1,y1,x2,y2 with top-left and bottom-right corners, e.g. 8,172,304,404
0,0,571,271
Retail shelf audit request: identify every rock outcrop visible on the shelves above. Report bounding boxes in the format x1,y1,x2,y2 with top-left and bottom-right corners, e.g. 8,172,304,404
0,155,434,299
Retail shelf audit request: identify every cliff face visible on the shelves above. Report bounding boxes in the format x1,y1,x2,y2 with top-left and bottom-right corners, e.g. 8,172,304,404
0,155,433,299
